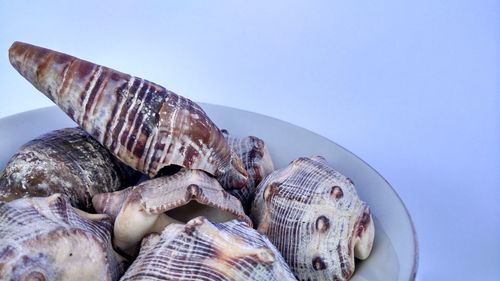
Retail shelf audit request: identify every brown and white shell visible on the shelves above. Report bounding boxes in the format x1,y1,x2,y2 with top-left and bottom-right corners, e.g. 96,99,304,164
0,127,140,211
8,41,248,188
0,194,125,281
251,156,375,281
92,169,252,255
220,130,275,212
120,217,296,281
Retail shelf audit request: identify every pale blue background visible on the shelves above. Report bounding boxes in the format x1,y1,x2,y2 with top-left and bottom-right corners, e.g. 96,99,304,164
1,1,499,280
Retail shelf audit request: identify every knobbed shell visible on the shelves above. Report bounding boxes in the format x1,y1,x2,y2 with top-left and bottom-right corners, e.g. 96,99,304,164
0,127,140,211
251,156,375,281
120,217,297,281
221,130,275,212
92,169,252,255
8,41,248,188
0,194,125,281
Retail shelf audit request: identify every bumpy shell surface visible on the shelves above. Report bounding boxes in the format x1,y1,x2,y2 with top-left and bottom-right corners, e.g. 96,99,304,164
0,194,125,281
8,41,248,187
221,130,274,212
92,169,252,254
0,127,140,211
120,217,296,281
251,156,375,281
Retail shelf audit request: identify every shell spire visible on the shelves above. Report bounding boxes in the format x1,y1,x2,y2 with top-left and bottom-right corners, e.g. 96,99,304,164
8,41,248,187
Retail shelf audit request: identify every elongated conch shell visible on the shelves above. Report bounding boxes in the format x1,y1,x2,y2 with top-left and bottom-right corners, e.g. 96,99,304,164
0,194,125,281
220,130,274,212
251,156,375,281
8,41,248,188
0,127,140,211
92,169,251,255
120,217,296,281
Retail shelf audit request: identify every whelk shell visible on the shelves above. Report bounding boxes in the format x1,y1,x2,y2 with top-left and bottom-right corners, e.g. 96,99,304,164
0,127,140,211
221,130,275,212
120,217,297,281
8,41,248,187
0,194,125,281
251,156,375,281
92,169,251,255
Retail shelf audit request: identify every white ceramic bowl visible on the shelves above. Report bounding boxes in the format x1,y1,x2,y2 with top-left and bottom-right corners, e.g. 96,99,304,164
0,104,418,281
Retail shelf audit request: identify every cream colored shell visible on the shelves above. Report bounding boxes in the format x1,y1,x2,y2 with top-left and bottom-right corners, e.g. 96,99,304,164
0,194,125,281
92,169,252,255
120,217,296,281
251,156,374,281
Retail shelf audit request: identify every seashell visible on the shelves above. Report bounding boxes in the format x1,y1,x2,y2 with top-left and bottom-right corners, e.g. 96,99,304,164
0,194,125,281
220,130,275,212
92,169,252,255
120,216,297,281
0,127,141,211
8,41,248,187
251,156,375,281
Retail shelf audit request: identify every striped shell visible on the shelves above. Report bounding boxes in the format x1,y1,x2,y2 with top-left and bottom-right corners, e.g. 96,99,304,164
221,130,275,212
0,127,140,211
0,194,125,281
251,156,374,281
8,41,248,188
92,169,251,255
120,217,296,281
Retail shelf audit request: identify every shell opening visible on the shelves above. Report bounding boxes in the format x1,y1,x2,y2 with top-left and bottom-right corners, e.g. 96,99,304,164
134,202,241,253
23,271,47,281
165,201,239,223
156,164,183,177
354,213,375,260
228,151,249,188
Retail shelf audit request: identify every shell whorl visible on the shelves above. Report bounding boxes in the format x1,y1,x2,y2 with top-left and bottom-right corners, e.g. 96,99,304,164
8,41,248,187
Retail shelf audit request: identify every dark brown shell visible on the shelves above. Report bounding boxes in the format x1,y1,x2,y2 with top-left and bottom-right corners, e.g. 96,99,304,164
92,169,251,254
0,127,140,211
251,156,374,281
8,41,248,187
220,130,275,212
120,217,296,281
0,194,125,281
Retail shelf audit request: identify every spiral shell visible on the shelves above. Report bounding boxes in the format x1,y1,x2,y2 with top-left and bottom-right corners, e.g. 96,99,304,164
0,127,140,211
92,169,251,255
8,41,248,187
220,130,274,212
0,194,125,281
251,156,374,281
120,217,296,281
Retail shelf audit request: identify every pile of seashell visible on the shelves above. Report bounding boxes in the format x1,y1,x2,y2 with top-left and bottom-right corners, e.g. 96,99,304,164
0,42,374,281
